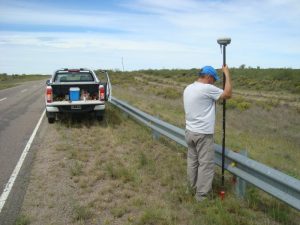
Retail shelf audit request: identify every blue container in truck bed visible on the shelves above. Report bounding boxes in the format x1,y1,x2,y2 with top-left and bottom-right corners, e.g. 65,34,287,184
69,87,80,101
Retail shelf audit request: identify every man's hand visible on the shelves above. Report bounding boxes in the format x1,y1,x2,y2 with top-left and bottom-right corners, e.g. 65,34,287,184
222,65,230,77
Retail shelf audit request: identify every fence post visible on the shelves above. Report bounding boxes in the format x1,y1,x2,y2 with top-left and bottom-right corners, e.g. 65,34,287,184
235,149,247,198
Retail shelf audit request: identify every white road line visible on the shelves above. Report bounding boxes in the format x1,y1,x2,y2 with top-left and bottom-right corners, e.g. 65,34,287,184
21,89,27,93
0,110,46,213
0,97,7,102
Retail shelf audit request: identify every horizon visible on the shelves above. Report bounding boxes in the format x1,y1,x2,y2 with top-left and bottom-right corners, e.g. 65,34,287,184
1,66,300,76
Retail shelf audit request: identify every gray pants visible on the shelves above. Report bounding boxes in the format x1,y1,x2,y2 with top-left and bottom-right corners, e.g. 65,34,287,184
185,130,215,197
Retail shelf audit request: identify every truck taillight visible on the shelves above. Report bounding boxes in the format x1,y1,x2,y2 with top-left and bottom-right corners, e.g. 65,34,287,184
99,85,105,101
46,86,53,103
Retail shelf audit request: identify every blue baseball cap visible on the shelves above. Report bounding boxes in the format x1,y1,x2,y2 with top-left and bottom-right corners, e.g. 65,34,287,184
198,66,219,81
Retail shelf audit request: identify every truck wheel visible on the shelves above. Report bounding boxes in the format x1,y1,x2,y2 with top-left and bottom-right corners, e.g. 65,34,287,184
96,115,103,121
48,117,55,123
95,111,104,121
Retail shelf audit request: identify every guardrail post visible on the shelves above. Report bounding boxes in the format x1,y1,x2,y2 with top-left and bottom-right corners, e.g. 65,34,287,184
235,149,247,198
152,130,160,140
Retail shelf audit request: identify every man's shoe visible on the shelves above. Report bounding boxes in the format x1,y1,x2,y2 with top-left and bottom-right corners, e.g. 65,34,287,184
195,194,207,202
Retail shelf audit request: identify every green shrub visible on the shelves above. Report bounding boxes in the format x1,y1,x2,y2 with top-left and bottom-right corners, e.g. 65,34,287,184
70,160,84,176
226,97,251,111
111,207,128,218
136,207,174,225
14,215,31,225
156,87,182,99
105,162,137,183
73,205,92,221
237,101,251,111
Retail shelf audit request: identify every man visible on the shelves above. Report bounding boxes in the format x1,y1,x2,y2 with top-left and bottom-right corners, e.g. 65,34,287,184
183,65,232,202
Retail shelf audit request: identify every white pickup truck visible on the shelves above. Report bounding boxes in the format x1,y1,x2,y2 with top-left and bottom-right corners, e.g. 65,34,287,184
45,68,111,123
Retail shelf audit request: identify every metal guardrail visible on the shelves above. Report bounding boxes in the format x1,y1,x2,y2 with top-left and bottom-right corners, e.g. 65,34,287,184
110,96,300,210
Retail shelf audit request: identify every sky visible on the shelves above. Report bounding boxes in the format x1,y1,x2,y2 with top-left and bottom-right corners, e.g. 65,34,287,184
0,0,300,74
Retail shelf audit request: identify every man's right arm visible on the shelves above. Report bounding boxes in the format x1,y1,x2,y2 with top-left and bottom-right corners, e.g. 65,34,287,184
219,65,232,99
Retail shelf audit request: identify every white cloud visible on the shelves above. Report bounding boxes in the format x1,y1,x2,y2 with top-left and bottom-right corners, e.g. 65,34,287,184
0,5,134,31
0,32,193,52
126,0,199,13
0,0,299,74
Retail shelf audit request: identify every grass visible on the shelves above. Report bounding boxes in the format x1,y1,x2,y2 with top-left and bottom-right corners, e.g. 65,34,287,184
110,72,300,179
73,205,93,222
0,74,48,90
18,104,300,225
111,207,129,218
136,207,174,225
226,96,252,111
108,70,300,223
105,67,300,94
14,214,31,225
105,162,138,183
70,160,84,177
18,69,300,224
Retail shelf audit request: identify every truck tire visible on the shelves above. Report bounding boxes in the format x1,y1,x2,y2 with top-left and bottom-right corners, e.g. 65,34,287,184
46,111,55,123
96,115,103,121
95,111,104,121
48,117,55,123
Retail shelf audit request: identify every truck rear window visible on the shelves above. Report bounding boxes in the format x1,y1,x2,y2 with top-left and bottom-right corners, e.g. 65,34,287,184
54,72,94,82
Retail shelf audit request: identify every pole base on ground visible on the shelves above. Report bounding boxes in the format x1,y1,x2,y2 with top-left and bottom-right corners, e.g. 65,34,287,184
219,190,225,200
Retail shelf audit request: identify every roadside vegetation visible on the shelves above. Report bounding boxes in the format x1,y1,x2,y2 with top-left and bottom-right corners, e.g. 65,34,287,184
17,68,299,224
18,106,299,225
0,73,48,90
106,68,300,180
106,67,300,94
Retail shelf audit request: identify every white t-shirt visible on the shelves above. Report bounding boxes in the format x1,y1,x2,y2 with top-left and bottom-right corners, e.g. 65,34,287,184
183,82,223,134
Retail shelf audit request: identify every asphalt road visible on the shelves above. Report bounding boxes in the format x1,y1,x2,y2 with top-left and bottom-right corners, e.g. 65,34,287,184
0,80,46,224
